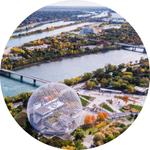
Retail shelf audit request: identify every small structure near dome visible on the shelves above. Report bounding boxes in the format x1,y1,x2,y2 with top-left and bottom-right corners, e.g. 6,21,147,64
80,26,99,34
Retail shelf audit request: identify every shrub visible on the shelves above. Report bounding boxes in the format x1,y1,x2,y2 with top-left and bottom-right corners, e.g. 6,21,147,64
100,133,106,140
93,134,102,143
75,129,85,140
95,141,101,146
104,135,115,143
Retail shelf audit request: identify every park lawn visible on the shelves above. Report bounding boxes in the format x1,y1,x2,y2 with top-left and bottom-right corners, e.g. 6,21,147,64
16,111,27,127
128,104,142,111
82,95,91,100
80,98,88,106
126,116,134,121
83,127,98,135
119,108,125,113
102,104,114,112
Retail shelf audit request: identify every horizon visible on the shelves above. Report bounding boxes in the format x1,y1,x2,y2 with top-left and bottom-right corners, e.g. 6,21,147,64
49,0,103,7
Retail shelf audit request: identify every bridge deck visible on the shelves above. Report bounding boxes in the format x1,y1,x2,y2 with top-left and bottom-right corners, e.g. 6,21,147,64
114,42,144,48
0,69,50,84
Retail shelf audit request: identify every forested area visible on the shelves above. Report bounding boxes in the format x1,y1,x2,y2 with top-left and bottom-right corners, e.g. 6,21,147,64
19,10,86,27
64,57,150,93
87,23,143,45
1,35,121,70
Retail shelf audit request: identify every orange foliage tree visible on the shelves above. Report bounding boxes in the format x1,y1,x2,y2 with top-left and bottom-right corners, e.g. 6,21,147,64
91,115,96,123
97,112,107,121
103,112,108,118
122,96,129,104
97,113,105,121
84,115,91,124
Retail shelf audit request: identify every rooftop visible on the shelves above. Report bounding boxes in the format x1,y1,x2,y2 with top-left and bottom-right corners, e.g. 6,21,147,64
35,106,51,116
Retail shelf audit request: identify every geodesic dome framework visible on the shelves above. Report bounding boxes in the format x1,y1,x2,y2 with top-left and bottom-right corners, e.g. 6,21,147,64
27,83,82,135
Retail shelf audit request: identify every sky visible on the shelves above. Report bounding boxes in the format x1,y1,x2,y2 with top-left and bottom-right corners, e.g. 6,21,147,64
50,0,103,7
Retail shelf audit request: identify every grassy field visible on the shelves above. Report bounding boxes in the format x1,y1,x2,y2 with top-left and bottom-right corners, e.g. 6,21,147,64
80,98,88,106
84,127,98,135
82,95,91,100
16,111,27,127
102,104,114,112
128,104,142,111
119,108,125,113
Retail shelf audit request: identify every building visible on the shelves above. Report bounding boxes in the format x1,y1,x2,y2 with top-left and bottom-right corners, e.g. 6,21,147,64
134,86,149,95
27,83,82,136
80,26,99,34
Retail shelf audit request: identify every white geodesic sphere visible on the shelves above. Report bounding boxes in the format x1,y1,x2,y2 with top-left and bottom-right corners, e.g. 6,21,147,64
27,83,82,135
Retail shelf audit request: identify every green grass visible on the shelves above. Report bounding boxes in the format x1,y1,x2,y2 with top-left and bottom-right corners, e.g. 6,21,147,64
83,127,98,135
126,117,133,121
80,98,88,106
128,104,142,111
119,108,125,113
102,104,114,112
82,95,91,100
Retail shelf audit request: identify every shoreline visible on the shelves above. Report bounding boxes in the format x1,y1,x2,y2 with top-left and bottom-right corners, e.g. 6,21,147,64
2,48,121,71
10,21,86,39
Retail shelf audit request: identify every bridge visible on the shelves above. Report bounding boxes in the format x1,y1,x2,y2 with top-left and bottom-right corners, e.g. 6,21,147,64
0,68,51,85
114,42,146,53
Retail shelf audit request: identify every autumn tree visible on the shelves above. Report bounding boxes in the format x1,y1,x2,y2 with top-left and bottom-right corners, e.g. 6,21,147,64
93,134,102,143
86,81,96,90
61,145,75,150
97,112,107,121
91,115,96,123
122,96,129,104
103,112,108,118
97,113,105,121
96,121,106,130
84,115,91,124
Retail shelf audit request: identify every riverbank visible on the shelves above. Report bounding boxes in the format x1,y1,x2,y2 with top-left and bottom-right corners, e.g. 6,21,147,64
3,48,122,71
10,21,85,39
14,19,62,33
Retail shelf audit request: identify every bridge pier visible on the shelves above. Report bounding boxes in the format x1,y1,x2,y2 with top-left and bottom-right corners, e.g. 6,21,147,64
143,48,146,53
33,79,36,85
20,76,23,81
132,47,136,51
8,72,11,77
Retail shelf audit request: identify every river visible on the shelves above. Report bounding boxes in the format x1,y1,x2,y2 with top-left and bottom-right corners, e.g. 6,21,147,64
0,49,147,97
12,21,75,36
7,22,94,47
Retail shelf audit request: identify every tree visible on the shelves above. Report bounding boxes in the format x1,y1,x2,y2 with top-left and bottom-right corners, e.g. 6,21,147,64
103,112,108,118
61,145,75,150
97,113,105,121
101,78,107,87
95,141,101,146
91,115,96,123
93,134,102,143
104,135,115,143
75,140,86,150
84,115,91,124
122,96,129,104
127,85,135,94
75,129,85,140
86,81,96,90
96,121,106,130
